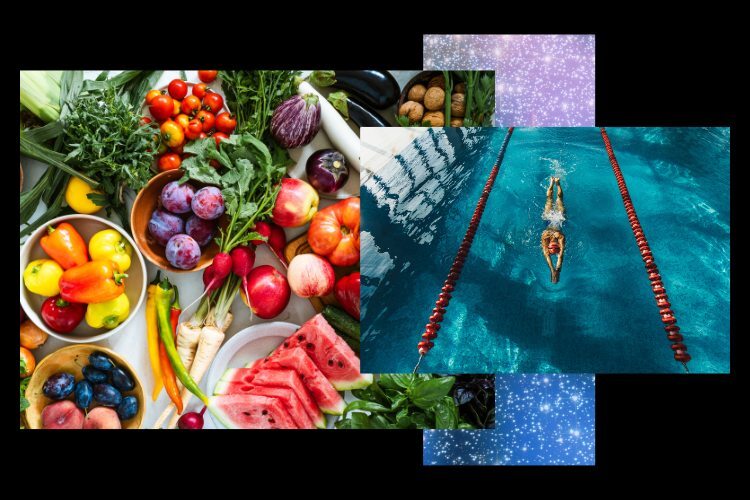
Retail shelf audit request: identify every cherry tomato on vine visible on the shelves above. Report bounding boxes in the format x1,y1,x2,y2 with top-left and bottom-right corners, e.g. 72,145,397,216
140,116,153,127
185,119,204,140
158,153,182,172
181,95,202,116
215,112,237,134
195,110,215,132
175,113,190,131
172,99,181,116
149,94,174,121
213,131,230,146
202,92,224,114
193,83,208,99
170,143,184,155
145,89,162,104
198,70,218,83
168,79,188,100
160,120,185,148
198,132,208,140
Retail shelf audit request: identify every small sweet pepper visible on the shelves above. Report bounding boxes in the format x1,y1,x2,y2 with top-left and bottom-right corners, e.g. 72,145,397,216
334,271,360,320
23,259,64,297
88,229,133,272
59,260,127,304
85,293,130,329
40,222,89,270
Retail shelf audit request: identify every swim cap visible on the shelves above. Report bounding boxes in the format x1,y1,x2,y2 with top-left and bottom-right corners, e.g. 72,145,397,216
548,242,560,254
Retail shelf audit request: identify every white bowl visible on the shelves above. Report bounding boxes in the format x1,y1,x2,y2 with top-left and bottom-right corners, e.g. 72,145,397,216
20,214,147,343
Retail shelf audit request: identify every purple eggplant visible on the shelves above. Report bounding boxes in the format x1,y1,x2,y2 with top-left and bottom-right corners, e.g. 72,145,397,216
270,94,322,148
305,149,349,194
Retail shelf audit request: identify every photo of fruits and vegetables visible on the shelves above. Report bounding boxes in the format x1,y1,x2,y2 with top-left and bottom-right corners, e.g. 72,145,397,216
19,70,496,430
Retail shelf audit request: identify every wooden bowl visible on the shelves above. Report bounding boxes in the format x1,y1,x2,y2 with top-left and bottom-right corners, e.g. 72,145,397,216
24,345,145,429
397,71,465,125
130,169,227,273
19,214,147,343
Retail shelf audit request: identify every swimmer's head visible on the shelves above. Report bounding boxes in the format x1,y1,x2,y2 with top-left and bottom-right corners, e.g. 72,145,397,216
548,241,560,254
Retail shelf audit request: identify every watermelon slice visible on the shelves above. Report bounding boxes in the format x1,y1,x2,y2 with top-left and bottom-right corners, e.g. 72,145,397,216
260,347,345,415
208,394,298,429
252,368,326,428
214,368,317,429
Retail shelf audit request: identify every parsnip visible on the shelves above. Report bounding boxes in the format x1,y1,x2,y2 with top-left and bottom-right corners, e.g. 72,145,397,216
175,322,202,389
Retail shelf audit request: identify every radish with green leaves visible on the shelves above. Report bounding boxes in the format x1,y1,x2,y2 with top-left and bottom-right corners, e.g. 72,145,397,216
230,245,256,299
252,221,288,266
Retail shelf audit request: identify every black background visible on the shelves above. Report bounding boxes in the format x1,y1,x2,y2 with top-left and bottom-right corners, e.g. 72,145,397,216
12,18,740,487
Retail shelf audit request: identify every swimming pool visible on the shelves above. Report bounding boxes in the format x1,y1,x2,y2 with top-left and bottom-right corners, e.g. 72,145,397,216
361,127,730,374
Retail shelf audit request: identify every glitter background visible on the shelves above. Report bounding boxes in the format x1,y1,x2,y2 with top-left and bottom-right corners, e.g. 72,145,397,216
423,374,595,465
423,34,595,126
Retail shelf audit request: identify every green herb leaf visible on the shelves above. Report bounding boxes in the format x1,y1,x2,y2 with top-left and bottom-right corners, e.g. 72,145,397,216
327,91,349,119
409,376,455,410
350,412,371,429
343,400,392,415
308,70,337,87
434,397,460,429
380,373,415,390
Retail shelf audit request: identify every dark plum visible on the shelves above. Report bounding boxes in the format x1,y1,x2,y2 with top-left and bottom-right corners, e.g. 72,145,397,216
165,234,202,269
93,383,123,407
82,365,108,384
185,215,216,246
88,352,115,371
74,380,93,409
148,209,185,246
191,186,225,220
161,181,195,214
111,367,135,392
43,372,76,400
117,396,139,420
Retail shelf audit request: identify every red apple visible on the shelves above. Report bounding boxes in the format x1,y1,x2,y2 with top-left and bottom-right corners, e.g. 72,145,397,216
287,254,335,298
271,178,319,227
241,265,291,319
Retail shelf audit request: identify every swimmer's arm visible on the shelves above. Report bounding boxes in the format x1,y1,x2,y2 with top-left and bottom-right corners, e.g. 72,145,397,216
543,247,555,272
556,239,565,270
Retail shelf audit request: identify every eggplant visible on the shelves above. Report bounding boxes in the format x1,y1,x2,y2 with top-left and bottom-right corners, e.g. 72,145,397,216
348,97,390,128
270,94,321,148
306,149,349,194
331,71,400,110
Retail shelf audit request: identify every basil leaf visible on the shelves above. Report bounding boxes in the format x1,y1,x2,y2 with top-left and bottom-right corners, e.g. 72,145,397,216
370,415,392,429
410,413,428,429
350,412,371,429
395,408,412,429
335,418,352,429
409,376,455,410
389,373,416,389
435,397,459,429
343,400,391,415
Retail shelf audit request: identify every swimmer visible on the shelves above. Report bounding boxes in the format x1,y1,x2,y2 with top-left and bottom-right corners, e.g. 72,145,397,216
541,177,566,283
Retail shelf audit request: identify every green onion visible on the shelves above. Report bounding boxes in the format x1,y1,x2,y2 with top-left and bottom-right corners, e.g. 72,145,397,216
20,71,61,123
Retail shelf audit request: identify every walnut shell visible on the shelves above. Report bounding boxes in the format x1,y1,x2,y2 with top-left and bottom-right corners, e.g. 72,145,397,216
451,93,466,118
422,111,445,127
453,82,466,93
428,75,445,89
399,101,424,123
423,87,445,111
450,118,464,127
407,84,427,103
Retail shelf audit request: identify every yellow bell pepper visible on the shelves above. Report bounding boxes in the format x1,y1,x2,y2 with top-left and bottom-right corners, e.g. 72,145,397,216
23,259,63,296
85,293,130,329
65,176,103,214
89,229,133,272
146,275,164,400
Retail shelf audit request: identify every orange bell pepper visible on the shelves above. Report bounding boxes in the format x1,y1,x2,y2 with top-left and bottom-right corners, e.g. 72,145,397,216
40,222,89,270
59,260,127,304
308,197,360,266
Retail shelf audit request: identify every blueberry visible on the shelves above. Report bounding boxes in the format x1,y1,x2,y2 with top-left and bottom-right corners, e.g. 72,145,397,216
117,396,139,420
111,367,135,392
88,352,115,371
93,383,122,407
74,380,93,409
82,365,108,384
43,372,76,400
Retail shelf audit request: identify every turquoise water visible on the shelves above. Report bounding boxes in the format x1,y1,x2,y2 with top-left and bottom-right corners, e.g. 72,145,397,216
361,127,730,374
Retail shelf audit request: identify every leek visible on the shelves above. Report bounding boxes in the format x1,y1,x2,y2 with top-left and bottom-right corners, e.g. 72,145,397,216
20,71,61,123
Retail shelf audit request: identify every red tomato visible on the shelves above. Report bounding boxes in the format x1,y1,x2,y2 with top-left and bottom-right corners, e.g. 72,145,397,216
172,99,181,117
193,83,208,99
213,131,229,146
140,116,153,126
158,153,182,172
195,110,215,132
209,159,220,169
198,132,208,140
175,113,190,131
167,79,188,100
185,119,204,140
145,89,162,104
198,70,218,83
181,95,202,116
308,197,360,266
215,112,237,134
149,94,174,121
170,144,184,155
202,92,224,114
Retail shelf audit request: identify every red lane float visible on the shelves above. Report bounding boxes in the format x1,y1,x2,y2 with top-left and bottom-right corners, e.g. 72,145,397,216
600,128,690,370
413,128,515,372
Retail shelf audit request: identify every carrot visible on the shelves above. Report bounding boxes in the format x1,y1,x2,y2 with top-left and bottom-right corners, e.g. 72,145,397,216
158,340,183,413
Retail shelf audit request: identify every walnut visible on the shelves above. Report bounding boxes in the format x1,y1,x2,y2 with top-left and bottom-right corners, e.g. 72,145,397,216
399,101,424,123
451,93,466,118
423,87,445,111
453,82,466,93
450,118,464,127
407,84,427,103
428,75,445,89
422,111,445,127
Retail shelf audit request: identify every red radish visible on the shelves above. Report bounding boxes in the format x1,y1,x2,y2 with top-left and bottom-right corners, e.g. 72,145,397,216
252,221,288,266
177,407,206,429
230,245,256,299
203,252,233,292
240,265,291,319
287,254,335,298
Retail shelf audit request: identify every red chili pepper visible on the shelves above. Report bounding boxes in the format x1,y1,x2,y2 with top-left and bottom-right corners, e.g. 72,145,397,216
39,222,89,270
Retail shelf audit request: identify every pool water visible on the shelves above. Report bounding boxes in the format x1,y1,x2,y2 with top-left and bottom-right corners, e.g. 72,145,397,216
361,127,730,374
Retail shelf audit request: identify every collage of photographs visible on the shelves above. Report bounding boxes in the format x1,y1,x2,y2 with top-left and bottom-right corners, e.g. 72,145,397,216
18,34,730,470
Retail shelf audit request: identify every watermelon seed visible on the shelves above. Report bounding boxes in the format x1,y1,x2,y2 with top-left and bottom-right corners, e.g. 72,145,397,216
306,342,314,350
261,410,268,415
298,334,305,341
338,361,344,368
243,412,251,416
268,418,275,423
283,341,290,348
328,359,334,366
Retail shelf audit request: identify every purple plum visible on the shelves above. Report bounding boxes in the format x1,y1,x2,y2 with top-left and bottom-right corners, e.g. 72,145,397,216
161,181,195,214
185,214,216,247
148,209,184,246
165,234,202,269
191,186,225,220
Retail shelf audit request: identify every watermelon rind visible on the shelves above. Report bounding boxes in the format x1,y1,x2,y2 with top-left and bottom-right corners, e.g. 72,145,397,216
331,372,374,391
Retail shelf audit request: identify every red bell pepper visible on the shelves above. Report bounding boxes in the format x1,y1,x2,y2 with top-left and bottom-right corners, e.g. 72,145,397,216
40,295,86,333
308,197,360,267
59,260,127,304
40,222,89,270
334,272,360,320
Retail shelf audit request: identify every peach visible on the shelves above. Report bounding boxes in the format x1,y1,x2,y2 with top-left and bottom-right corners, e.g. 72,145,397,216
41,400,84,429
287,254,335,298
83,407,121,429
271,178,319,228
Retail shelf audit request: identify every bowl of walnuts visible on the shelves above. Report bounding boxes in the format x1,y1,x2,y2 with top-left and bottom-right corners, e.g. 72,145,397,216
396,71,467,127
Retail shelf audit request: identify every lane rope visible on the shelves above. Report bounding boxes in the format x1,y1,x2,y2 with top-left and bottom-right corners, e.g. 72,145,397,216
413,127,515,373
600,127,691,372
